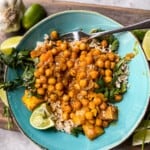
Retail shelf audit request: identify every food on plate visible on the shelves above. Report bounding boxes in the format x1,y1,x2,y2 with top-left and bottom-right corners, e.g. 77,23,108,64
0,30,134,140
30,103,55,129
25,30,134,140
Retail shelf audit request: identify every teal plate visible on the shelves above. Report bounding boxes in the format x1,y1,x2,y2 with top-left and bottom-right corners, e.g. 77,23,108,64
6,10,150,150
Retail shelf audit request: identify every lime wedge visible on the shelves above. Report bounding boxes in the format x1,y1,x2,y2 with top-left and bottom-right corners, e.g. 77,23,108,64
133,129,150,146
30,103,54,130
142,30,150,60
0,36,22,55
0,88,8,106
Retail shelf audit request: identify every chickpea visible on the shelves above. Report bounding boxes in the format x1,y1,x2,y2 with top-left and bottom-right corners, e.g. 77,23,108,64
107,52,116,61
104,60,111,69
72,45,80,53
114,94,122,101
86,56,93,64
63,50,71,58
50,94,57,101
42,83,48,89
37,88,45,95
74,83,80,90
69,68,76,76
85,111,93,120
79,79,87,88
93,97,102,105
81,98,89,106
56,90,64,96
105,69,112,77
89,71,99,79
77,72,86,80
101,40,108,48
45,69,53,77
100,69,105,76
38,67,44,74
92,49,101,56
35,83,40,88
79,61,87,67
67,60,74,68
48,77,56,85
62,105,72,113
80,90,87,96
35,78,41,84
104,76,112,83
72,100,81,110
71,52,78,59
56,40,62,46
48,85,55,92
110,62,116,69
79,42,87,50
96,59,104,68
34,70,40,77
89,101,95,109
99,54,107,61
51,48,58,55
100,102,107,110
60,43,67,51
40,75,47,83
62,94,70,101
55,82,64,91
50,30,58,40
68,90,75,98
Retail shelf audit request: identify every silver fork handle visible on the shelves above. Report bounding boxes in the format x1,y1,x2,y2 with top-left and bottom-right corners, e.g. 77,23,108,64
90,19,150,39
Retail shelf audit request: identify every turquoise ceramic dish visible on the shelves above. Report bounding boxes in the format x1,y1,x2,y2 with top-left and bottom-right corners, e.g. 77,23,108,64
6,10,150,150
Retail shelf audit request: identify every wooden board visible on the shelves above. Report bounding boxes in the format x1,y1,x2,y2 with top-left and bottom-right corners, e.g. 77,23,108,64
0,0,150,149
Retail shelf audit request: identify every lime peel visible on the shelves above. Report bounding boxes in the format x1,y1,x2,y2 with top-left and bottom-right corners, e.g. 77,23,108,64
0,88,8,106
142,30,150,60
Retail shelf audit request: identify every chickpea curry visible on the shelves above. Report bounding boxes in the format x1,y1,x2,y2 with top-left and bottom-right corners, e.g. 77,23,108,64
21,30,134,140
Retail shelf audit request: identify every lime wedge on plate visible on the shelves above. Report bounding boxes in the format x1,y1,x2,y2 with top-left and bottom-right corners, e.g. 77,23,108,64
30,103,55,130
0,36,22,55
142,30,150,60
0,88,8,106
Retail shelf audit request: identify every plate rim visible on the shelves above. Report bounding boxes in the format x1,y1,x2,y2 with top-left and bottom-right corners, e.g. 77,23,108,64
6,10,150,150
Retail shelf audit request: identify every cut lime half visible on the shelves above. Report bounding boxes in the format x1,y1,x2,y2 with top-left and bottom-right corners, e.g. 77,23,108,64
30,103,55,130
0,88,8,106
142,30,150,60
0,36,22,55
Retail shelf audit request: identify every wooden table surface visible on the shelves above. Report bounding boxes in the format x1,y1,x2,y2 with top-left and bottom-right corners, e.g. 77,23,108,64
0,0,150,149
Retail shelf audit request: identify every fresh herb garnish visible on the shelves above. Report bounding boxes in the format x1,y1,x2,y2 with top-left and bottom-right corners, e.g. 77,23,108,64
71,126,83,137
3,106,13,129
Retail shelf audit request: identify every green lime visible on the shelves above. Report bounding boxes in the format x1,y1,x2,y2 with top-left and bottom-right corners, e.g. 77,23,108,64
22,4,46,30
142,30,150,60
0,36,22,55
132,129,150,146
30,103,54,130
0,88,8,106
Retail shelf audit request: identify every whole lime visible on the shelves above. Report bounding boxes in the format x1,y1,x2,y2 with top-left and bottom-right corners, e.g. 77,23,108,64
22,4,46,30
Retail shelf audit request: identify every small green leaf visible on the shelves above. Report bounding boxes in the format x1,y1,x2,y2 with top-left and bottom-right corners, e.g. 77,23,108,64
111,39,119,52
